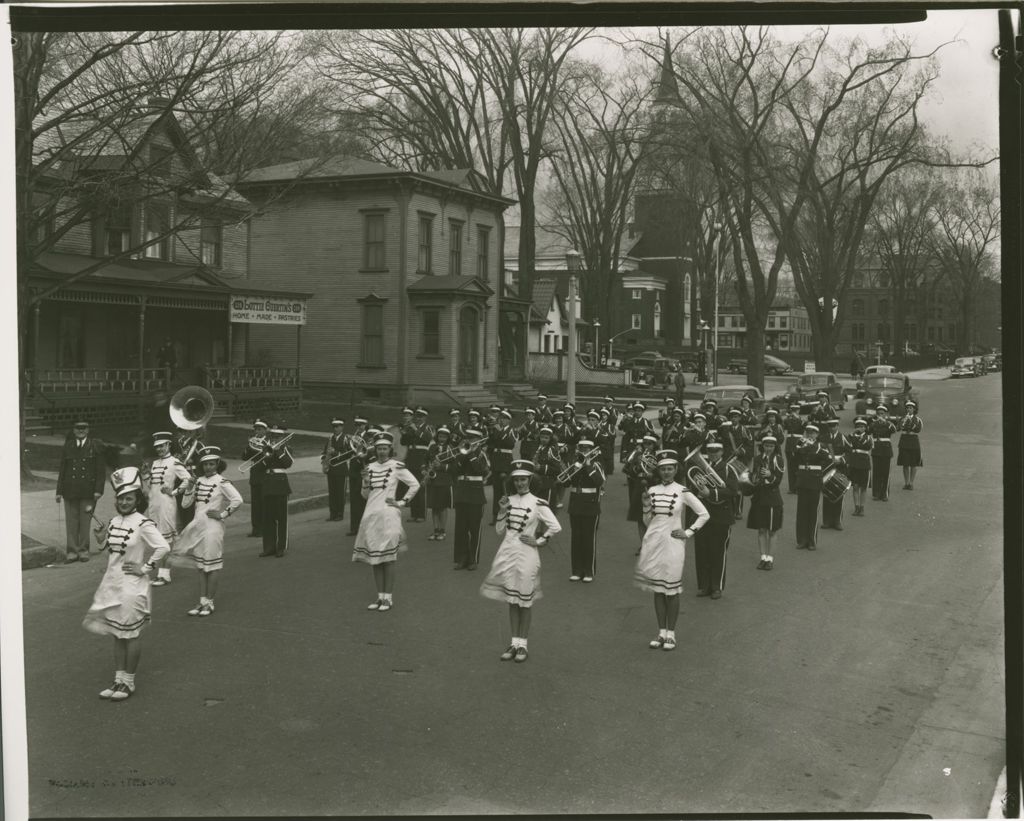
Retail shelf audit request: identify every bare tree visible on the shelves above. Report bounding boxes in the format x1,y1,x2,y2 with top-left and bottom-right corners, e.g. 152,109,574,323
930,172,1000,352
544,60,652,337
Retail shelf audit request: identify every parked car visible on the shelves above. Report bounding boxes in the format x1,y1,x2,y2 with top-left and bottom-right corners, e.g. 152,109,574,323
981,354,997,373
670,351,701,372
950,356,980,378
774,371,847,411
854,373,918,416
856,364,898,397
702,385,766,414
624,356,677,388
727,355,793,376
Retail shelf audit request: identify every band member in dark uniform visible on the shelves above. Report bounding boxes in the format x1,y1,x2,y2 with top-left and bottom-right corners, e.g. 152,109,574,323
808,390,839,424
259,424,294,558
702,399,724,434
618,402,654,464
781,404,805,494
847,417,873,517
347,417,371,535
57,419,108,564
517,407,540,461
466,408,483,434
447,409,466,446
425,426,456,542
682,412,711,454
794,424,831,550
661,407,686,456
321,417,349,522
400,406,433,522
693,441,739,599
757,407,786,449
748,435,785,571
869,404,897,501
241,418,269,537
600,396,619,429
558,439,605,583
624,434,659,542
658,398,680,431
451,428,490,570
820,418,849,531
535,395,553,427
595,409,617,475
551,409,576,461
532,427,564,504
897,400,923,490
487,409,517,524
737,395,758,430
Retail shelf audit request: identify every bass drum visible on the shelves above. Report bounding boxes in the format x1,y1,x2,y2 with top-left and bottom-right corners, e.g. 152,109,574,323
822,468,852,503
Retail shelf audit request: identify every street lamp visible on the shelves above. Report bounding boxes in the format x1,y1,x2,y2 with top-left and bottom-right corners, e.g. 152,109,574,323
697,319,710,383
565,249,581,405
593,318,601,368
712,222,722,387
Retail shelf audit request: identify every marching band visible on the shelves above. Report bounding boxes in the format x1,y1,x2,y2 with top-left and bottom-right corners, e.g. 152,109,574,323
82,380,927,685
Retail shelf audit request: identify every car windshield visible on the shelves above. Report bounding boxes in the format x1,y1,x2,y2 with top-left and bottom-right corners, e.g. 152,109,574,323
954,358,971,366
865,375,906,390
798,375,829,387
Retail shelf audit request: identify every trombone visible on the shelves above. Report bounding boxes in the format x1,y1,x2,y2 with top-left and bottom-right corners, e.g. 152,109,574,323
238,432,295,473
322,435,368,470
556,448,601,484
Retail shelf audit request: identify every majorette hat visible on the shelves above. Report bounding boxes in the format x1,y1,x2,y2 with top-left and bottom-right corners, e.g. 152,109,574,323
656,455,679,467
489,404,502,413
632,402,646,411
655,448,677,460
467,408,481,417
436,426,451,437
510,464,535,478
728,407,742,415
73,419,90,428
875,403,890,412
331,417,345,426
816,390,829,398
110,466,143,496
198,445,223,462
415,406,429,417
510,459,535,472
789,403,802,410
538,426,553,435
537,394,549,401
825,417,840,425
703,398,718,406
666,397,677,404
761,435,778,445
804,423,820,433
719,420,733,428
373,431,394,447
854,417,868,426
740,394,753,403
152,431,174,446
672,407,685,416
365,427,382,438
252,418,269,429
552,409,565,417
577,439,595,448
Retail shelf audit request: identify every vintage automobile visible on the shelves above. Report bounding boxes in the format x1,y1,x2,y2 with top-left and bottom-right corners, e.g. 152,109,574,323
950,356,981,378
855,364,898,397
701,385,766,414
854,373,919,416
727,354,793,376
773,371,847,412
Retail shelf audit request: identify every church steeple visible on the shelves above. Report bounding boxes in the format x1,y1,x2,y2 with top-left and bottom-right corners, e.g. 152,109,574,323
653,35,680,107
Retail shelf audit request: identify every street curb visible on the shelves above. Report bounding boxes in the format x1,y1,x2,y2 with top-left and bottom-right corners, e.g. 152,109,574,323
288,493,329,515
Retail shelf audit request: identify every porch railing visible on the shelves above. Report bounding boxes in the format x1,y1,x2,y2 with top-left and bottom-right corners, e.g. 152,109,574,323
203,366,299,391
26,368,170,395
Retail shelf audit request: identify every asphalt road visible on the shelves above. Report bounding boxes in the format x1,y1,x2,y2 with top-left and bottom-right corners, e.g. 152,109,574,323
20,373,1004,817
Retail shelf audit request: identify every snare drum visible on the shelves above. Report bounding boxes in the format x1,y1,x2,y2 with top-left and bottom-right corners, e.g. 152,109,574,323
822,468,852,503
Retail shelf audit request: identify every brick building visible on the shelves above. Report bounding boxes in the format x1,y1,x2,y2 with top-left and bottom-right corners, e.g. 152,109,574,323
236,157,519,407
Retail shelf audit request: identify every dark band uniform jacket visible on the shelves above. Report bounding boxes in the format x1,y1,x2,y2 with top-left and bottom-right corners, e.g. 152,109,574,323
58,436,107,499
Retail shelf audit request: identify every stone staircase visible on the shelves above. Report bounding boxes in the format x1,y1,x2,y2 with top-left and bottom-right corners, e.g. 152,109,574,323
445,385,503,410
497,383,541,407
22,405,52,436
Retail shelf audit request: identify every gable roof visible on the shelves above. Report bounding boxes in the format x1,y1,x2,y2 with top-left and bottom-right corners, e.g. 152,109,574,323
406,275,494,296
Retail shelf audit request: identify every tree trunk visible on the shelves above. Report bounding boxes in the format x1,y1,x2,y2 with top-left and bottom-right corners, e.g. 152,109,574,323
812,327,836,372
518,197,537,303
746,323,765,394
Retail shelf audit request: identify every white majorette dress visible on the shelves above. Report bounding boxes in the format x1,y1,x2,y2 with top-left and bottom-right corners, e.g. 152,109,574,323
634,481,709,596
480,493,562,607
353,459,420,565
170,474,244,572
82,513,170,639
144,455,191,540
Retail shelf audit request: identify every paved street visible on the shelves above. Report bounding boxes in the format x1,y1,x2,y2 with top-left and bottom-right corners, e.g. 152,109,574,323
19,372,1003,817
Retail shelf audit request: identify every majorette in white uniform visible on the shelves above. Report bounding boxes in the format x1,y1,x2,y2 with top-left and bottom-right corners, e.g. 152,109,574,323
170,447,244,572
634,475,709,596
144,431,192,540
83,468,171,640
480,487,562,607
353,454,420,565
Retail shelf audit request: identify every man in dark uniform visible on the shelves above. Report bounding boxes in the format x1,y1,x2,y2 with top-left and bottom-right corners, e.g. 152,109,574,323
466,409,483,436
693,441,738,599
820,417,849,530
808,390,839,424
702,399,724,434
600,396,619,428
447,409,466,446
595,409,617,475
517,407,540,461
532,427,565,504
321,416,349,522
869,403,897,501
487,408,517,523
400,406,433,522
260,424,294,557
558,439,605,583
658,398,679,431
56,419,107,563
241,418,269,537
347,417,370,535
618,402,653,464
757,406,786,446
794,423,831,550
682,412,711,455
451,428,490,570
535,395,553,427
781,404,805,494
661,407,686,456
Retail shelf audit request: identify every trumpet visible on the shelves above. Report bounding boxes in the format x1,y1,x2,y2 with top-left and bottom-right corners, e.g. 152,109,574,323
556,448,601,484
457,438,485,457
238,432,294,473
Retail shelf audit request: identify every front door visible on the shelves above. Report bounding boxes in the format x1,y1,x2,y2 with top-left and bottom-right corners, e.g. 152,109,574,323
458,305,478,384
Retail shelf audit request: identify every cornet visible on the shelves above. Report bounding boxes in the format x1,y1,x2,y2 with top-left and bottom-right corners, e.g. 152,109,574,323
457,438,485,457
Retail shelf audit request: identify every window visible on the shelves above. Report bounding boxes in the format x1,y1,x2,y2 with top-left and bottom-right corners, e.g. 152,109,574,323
106,200,132,255
718,316,726,327
653,302,662,336
421,309,440,355
927,326,935,342
937,326,943,342
200,219,222,267
143,203,170,260
852,299,864,317
730,316,738,328
631,313,642,330
878,323,890,341
779,316,788,329
361,304,385,366
878,299,889,317
632,289,642,300
779,335,789,350
364,213,386,270
418,215,433,273
768,316,776,329
477,226,490,279
449,220,463,274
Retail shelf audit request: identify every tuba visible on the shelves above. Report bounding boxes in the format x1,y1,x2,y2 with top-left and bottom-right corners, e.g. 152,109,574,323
169,385,215,465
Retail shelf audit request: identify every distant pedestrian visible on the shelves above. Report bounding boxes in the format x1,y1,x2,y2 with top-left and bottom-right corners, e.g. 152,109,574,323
480,464,561,663
83,467,170,702
56,419,107,563
673,368,686,405
850,354,863,379
156,337,177,370
634,455,709,651
353,432,420,611
171,446,243,617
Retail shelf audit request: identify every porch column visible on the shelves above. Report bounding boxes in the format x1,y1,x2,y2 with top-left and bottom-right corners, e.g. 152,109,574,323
296,324,302,410
226,315,233,389
138,296,147,396
30,302,40,395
